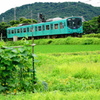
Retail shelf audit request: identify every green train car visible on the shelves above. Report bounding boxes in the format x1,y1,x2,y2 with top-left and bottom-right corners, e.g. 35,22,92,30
7,16,83,39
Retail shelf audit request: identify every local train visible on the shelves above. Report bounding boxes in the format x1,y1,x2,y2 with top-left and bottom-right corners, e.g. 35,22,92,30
7,16,83,39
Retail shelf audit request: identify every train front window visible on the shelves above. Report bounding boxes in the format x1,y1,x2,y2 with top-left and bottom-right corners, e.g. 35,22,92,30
67,18,82,29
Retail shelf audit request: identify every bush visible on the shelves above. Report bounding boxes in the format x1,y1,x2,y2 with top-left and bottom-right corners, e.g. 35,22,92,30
0,46,36,93
0,41,5,47
83,33,100,38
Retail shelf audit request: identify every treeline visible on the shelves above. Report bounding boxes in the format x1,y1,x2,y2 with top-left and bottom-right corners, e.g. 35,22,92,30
0,2,100,22
0,17,37,38
83,15,100,33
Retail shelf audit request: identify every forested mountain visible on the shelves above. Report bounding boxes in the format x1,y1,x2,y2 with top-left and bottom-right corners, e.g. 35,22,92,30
0,2,100,22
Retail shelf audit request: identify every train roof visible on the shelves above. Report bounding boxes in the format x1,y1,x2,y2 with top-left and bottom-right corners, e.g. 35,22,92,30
46,17,62,22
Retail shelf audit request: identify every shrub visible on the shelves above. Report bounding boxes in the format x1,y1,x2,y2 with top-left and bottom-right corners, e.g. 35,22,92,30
0,41,5,47
83,33,100,38
0,46,36,93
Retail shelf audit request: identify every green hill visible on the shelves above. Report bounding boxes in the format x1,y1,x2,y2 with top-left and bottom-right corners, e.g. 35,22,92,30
0,2,100,22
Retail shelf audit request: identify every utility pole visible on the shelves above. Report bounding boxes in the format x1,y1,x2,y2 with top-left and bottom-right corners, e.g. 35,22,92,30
0,33,2,41
2,17,4,22
38,13,40,23
31,10,33,23
14,7,16,20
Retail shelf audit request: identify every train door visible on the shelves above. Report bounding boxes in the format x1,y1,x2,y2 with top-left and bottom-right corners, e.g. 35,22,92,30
28,25,34,37
34,26,38,36
42,25,45,35
59,22,66,34
50,24,53,35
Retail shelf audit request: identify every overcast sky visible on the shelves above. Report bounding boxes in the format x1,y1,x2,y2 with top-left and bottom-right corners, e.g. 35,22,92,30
0,0,100,14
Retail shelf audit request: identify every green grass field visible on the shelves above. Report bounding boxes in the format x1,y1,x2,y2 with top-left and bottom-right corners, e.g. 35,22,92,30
34,45,100,54
0,44,100,100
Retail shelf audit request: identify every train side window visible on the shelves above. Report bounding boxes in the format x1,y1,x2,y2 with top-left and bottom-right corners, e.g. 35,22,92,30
12,29,14,34
30,27,34,32
24,28,26,32
9,30,11,34
17,29,20,33
60,23,64,29
46,25,49,30
38,26,41,31
35,26,37,31
54,24,58,29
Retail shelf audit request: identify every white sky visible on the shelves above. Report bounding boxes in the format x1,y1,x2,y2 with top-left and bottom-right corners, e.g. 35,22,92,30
0,0,100,14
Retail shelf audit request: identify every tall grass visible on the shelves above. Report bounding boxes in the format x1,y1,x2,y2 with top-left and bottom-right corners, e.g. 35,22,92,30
83,33,100,38
0,91,100,100
35,54,100,92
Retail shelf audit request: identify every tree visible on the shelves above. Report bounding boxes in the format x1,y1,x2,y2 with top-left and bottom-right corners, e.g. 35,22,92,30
97,15,100,33
9,20,20,26
0,22,10,39
19,17,37,24
83,16,100,34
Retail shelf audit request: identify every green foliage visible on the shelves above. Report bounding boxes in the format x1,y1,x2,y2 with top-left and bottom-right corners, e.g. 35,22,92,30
0,22,10,39
83,16,100,34
0,41,5,47
6,38,32,46
83,33,100,38
0,45,36,93
9,18,37,27
9,20,20,26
